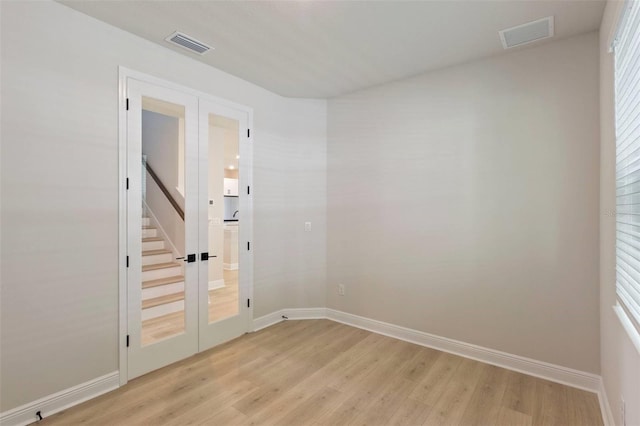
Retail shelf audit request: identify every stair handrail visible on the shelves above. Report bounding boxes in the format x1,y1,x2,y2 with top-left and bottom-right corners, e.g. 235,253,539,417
145,162,185,221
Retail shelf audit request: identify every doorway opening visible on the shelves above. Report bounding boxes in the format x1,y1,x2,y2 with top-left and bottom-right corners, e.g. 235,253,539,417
120,68,253,383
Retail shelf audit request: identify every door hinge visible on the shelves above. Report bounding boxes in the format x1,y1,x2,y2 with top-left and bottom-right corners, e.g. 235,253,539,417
247,129,250,138
126,335,130,347
247,299,251,308
247,241,251,251
247,186,250,195
126,98,129,110
126,256,129,268
126,177,129,190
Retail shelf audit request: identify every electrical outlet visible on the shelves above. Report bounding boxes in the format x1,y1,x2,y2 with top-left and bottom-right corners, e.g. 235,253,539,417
304,221,312,232
338,283,345,296
621,397,626,426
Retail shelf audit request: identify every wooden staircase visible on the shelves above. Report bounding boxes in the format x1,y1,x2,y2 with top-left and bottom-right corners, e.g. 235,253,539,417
141,217,184,321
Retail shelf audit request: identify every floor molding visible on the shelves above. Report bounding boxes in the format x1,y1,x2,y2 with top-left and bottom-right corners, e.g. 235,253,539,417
325,309,601,393
253,308,602,394
0,371,119,426
252,308,326,332
598,378,615,426
5,310,608,426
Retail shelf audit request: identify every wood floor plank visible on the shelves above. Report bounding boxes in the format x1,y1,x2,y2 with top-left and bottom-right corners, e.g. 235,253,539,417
408,351,464,406
565,386,604,426
39,319,603,426
349,377,418,425
533,379,571,426
423,357,484,426
501,369,538,416
399,345,442,383
272,386,344,426
496,406,533,426
458,364,510,426
386,397,432,425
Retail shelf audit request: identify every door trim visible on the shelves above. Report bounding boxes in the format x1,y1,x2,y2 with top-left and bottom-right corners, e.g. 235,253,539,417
118,67,254,387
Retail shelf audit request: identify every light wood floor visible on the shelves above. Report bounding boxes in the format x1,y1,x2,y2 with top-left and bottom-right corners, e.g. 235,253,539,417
209,269,239,323
41,320,603,426
141,270,239,346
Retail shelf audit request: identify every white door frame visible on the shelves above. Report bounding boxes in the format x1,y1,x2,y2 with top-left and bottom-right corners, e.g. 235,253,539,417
118,67,254,386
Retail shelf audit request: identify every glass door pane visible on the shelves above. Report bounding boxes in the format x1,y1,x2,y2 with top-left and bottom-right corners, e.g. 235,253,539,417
140,97,186,345
207,114,240,324
198,99,251,352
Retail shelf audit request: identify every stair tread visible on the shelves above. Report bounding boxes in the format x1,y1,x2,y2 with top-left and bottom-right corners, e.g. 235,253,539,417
142,249,172,256
142,275,184,289
142,237,163,242
142,261,181,272
142,292,184,309
142,226,157,229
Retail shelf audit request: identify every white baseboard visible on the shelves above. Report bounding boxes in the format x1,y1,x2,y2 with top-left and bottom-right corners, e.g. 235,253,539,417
208,279,225,291
253,310,285,331
254,308,601,394
4,311,609,426
0,372,119,426
325,309,601,393
598,378,615,426
223,263,238,270
252,308,327,332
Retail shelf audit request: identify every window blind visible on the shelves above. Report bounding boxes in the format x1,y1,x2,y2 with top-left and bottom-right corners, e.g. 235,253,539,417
615,1,640,327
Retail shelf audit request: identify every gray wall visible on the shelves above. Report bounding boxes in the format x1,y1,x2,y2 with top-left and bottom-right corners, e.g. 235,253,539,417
599,1,640,424
327,32,600,373
0,0,326,411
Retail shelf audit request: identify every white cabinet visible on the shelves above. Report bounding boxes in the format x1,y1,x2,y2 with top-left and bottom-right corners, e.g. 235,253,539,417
223,178,238,196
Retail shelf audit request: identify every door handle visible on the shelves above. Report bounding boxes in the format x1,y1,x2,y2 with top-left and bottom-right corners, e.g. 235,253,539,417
201,252,217,261
176,254,196,263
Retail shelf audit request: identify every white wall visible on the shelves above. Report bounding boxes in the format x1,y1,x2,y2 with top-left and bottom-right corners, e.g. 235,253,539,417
327,32,600,373
600,2,640,424
0,0,326,412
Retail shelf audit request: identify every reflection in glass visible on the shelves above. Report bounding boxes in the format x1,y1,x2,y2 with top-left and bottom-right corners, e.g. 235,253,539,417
140,96,186,346
208,114,240,324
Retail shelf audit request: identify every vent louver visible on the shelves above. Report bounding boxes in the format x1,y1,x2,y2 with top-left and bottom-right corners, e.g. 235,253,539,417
165,31,212,55
499,16,554,49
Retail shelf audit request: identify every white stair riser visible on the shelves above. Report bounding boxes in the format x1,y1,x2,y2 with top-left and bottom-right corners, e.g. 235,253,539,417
142,217,150,226
142,282,184,299
142,252,173,266
142,228,158,238
142,266,182,281
142,240,165,251
142,301,183,321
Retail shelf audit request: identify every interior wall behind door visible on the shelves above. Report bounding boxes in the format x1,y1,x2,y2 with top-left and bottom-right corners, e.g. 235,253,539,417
142,110,184,252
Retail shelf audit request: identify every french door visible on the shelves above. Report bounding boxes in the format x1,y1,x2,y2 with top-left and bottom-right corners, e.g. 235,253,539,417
198,99,252,351
125,77,251,380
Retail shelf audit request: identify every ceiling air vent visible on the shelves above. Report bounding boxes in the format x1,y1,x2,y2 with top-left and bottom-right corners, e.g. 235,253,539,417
165,31,212,55
499,16,554,49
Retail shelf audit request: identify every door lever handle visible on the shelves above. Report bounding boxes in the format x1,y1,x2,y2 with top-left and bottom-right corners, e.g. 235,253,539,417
177,254,196,263
200,252,217,261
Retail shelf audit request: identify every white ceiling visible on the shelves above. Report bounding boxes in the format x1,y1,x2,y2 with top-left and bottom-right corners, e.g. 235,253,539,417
60,0,606,98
